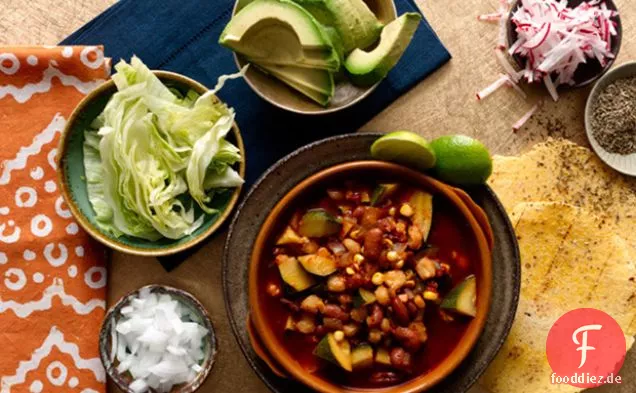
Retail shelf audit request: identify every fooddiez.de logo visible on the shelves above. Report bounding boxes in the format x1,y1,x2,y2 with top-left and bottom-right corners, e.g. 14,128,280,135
546,308,627,388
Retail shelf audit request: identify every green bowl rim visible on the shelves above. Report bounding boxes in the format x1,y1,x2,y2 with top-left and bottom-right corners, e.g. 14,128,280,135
57,70,246,257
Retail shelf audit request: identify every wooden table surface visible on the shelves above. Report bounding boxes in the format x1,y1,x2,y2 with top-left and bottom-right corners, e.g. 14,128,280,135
2,0,635,392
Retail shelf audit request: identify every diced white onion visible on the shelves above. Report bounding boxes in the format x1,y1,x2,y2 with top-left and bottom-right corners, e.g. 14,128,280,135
113,291,208,393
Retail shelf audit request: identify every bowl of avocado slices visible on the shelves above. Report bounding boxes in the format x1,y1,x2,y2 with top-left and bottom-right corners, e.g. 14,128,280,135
219,0,422,114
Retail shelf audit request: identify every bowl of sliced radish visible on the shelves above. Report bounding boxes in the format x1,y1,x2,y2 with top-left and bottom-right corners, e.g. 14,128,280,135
99,285,217,393
506,0,622,93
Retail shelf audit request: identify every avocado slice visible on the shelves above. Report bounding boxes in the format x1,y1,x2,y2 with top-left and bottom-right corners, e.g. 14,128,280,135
345,13,421,86
220,0,340,71
255,63,335,106
293,0,383,53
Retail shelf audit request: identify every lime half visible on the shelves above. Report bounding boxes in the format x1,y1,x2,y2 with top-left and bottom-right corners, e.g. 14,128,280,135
430,135,492,186
370,131,436,171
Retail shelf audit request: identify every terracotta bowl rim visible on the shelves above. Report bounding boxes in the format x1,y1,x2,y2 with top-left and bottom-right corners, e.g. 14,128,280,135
248,160,493,393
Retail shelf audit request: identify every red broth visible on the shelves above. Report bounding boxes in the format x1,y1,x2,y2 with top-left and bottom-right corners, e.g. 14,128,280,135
257,182,478,388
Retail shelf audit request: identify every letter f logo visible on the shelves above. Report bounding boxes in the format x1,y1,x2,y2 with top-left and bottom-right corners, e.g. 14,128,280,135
572,324,602,368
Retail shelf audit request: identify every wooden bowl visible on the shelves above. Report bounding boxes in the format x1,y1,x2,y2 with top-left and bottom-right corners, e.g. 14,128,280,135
99,285,217,393
506,0,622,88
57,71,246,256
248,161,494,393
232,0,397,115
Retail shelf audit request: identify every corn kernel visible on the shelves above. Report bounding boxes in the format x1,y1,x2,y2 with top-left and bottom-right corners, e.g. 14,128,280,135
372,272,384,286
398,294,409,303
400,203,414,217
414,295,426,309
346,267,355,275
382,238,394,248
380,318,392,332
423,290,439,301
354,253,365,263
389,207,396,216
386,251,399,262
334,330,345,342
395,260,405,269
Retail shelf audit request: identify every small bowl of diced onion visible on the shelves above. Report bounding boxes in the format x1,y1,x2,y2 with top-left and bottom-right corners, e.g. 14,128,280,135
99,285,217,393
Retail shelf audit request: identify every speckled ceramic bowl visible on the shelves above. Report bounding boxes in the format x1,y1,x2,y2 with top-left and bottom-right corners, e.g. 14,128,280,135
57,71,246,256
231,0,397,115
99,285,217,393
248,161,494,393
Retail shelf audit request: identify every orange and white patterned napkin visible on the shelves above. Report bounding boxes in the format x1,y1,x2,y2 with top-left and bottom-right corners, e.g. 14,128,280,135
0,46,109,393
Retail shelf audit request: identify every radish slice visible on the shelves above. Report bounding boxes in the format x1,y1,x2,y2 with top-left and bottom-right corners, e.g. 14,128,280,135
505,77,528,99
543,75,559,101
478,12,503,22
495,49,521,82
512,102,542,132
477,75,510,100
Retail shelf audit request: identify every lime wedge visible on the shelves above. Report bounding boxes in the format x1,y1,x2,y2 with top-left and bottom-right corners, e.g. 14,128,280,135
370,131,436,171
430,135,492,186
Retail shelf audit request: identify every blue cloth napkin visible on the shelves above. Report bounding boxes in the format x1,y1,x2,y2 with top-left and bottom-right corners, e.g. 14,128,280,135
63,0,450,186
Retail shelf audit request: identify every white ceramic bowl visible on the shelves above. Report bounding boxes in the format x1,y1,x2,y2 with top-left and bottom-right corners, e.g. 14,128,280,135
585,61,636,176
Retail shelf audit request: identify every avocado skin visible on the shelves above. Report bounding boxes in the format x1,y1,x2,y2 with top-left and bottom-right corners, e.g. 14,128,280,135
345,13,421,87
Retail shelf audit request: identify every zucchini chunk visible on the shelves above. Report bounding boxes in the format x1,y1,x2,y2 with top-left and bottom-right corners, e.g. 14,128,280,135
299,209,341,237
409,190,433,241
298,254,338,276
314,333,352,371
441,275,477,317
276,255,316,292
351,344,374,370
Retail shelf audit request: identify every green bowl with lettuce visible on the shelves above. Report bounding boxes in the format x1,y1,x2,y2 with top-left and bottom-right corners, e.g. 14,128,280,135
58,57,246,256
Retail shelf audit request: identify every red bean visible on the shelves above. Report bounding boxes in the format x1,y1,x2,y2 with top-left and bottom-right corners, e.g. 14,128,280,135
363,228,383,259
323,304,350,321
406,301,419,318
370,371,402,385
338,294,353,305
394,327,421,352
361,207,383,227
366,304,384,328
352,206,365,218
280,298,300,313
346,273,366,289
391,297,411,327
323,317,343,331
390,347,412,370
350,307,368,323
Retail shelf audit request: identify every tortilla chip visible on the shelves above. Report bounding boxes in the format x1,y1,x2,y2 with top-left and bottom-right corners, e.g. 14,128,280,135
480,202,636,393
489,138,636,334
488,138,636,263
